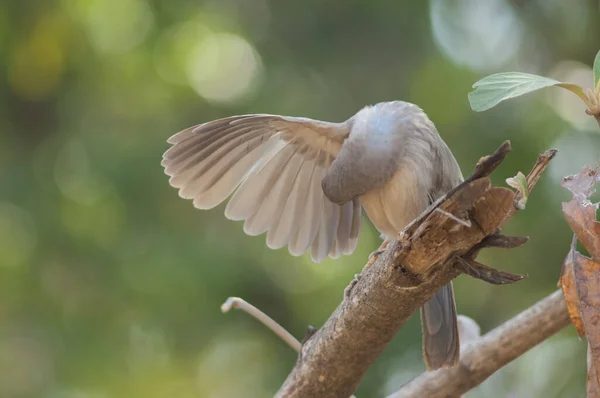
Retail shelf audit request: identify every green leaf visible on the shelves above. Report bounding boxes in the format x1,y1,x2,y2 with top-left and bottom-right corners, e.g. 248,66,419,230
468,72,584,112
594,49,600,89
506,171,528,210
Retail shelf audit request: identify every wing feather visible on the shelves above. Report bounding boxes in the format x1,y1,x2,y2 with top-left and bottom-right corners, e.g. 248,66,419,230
244,144,302,237
289,151,327,256
348,198,362,252
268,147,318,251
336,200,354,254
266,145,311,249
311,156,340,262
163,114,361,260
233,140,292,232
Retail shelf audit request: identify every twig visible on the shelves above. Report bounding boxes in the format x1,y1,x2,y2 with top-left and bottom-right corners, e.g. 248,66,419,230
221,297,301,352
386,290,570,398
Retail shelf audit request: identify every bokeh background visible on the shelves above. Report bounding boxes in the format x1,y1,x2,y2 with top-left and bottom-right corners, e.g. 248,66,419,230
1,0,600,397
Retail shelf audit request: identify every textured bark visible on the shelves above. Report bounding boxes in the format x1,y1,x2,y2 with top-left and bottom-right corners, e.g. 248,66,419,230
387,290,570,398
276,241,462,398
275,143,556,398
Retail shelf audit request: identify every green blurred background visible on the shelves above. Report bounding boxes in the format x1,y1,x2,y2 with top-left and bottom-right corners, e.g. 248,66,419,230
1,0,600,397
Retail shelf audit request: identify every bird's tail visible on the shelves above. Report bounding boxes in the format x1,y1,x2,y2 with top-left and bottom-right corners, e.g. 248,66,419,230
420,282,460,370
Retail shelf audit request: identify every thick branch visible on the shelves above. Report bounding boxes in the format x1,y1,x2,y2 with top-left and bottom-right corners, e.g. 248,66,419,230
387,290,570,398
276,241,461,398
275,143,555,398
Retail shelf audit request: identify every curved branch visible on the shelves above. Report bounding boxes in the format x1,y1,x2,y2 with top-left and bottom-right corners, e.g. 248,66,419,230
387,290,570,398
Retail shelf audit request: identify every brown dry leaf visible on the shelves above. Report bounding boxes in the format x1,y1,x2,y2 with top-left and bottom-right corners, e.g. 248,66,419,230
573,251,600,393
559,236,585,337
562,201,600,261
561,164,600,395
562,165,600,203
561,165,600,260
561,238,600,394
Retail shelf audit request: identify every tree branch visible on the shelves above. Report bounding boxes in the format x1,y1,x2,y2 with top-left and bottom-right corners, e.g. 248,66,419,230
387,290,570,398
275,142,557,398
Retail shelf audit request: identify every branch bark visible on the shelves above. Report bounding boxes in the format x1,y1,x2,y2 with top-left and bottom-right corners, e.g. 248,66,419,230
275,142,557,398
387,290,570,398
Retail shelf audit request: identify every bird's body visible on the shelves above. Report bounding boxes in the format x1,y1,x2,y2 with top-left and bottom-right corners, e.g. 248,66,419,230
162,100,463,370
343,102,462,240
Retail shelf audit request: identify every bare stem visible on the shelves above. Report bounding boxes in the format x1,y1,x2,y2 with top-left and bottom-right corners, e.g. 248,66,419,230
221,297,301,352
386,290,570,398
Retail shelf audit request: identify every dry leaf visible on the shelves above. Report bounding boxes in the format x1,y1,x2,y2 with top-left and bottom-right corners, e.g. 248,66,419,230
573,251,600,394
561,165,600,260
562,201,600,261
562,165,600,203
560,164,600,395
559,236,585,337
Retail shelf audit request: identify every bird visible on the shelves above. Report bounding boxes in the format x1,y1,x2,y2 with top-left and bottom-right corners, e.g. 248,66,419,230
161,100,463,370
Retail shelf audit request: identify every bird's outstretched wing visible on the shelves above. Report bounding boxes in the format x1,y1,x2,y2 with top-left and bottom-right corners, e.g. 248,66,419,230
162,114,361,262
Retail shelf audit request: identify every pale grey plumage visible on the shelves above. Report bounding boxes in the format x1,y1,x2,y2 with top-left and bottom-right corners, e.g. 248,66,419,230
162,113,357,263
162,100,463,369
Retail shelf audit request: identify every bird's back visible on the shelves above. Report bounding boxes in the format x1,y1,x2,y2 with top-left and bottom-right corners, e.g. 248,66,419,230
324,101,462,239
